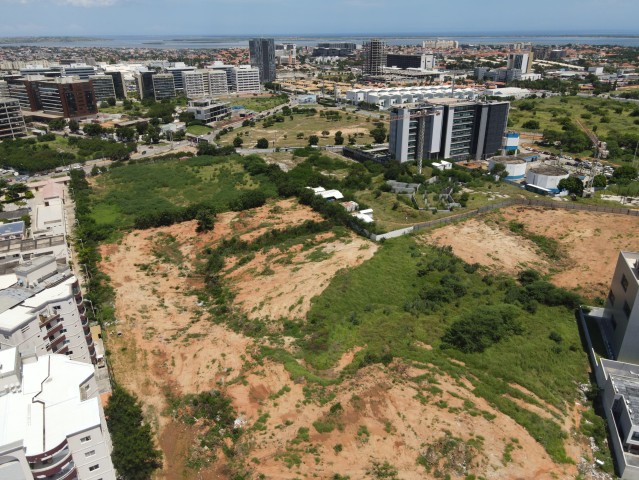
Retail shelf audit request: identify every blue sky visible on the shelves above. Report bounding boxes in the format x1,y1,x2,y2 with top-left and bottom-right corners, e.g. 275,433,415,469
0,0,638,36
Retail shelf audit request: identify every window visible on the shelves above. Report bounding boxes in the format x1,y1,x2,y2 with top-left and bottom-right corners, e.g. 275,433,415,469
21,325,30,333
624,301,632,318
609,290,616,306
89,464,100,472
622,274,629,292
80,436,91,443
85,450,96,457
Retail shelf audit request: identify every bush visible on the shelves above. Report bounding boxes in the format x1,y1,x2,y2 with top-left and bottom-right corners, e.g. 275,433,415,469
256,138,269,149
522,120,540,130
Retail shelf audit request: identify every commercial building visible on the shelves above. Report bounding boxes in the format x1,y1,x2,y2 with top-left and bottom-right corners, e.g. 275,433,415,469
104,70,126,99
346,85,476,110
386,54,434,70
423,39,459,50
182,69,229,99
0,97,27,139
186,99,230,123
0,347,115,480
167,63,195,93
313,43,356,57
363,39,386,76
152,73,176,100
389,99,510,162
0,255,97,364
89,75,116,102
61,64,96,80
231,66,261,93
136,70,155,100
507,52,534,74
249,38,276,83
208,69,229,96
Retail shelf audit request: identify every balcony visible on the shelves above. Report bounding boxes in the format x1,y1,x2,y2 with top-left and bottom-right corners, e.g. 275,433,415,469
77,304,86,315
46,322,64,337
80,313,88,325
47,334,66,351
30,447,72,476
39,313,60,327
75,292,83,305
57,345,69,355
34,462,77,480
83,325,91,335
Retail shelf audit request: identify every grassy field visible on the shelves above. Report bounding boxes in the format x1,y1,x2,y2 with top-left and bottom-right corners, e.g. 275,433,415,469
509,96,638,150
89,155,276,229
222,94,289,112
186,125,213,136
219,109,377,148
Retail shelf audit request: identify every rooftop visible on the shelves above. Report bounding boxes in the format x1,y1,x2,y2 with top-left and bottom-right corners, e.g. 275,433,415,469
491,156,527,165
602,359,639,425
529,165,569,176
0,349,100,456
0,222,24,237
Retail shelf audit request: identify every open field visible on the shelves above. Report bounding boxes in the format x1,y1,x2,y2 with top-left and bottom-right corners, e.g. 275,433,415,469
427,206,639,300
186,124,213,135
98,196,608,479
89,155,276,229
219,108,377,148
220,93,289,112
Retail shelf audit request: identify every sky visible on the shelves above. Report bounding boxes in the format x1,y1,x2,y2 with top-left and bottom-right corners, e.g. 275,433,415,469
0,0,638,37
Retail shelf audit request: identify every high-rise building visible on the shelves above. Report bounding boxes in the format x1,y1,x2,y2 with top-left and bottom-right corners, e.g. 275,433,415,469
363,39,386,76
507,52,534,74
0,256,97,364
104,71,126,99
182,70,209,98
230,66,261,93
89,75,116,102
152,73,176,101
0,347,116,480
0,98,27,139
389,99,510,162
136,71,155,100
208,69,229,96
249,38,276,83
6,77,97,118
61,64,96,80
386,54,435,70
167,63,196,92
0,80,9,97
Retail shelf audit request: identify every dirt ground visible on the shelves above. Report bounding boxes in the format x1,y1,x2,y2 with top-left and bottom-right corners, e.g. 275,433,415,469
427,206,639,299
101,200,601,479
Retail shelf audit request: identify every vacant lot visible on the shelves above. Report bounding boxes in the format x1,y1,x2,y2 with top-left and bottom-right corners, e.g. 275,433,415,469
221,93,289,112
427,206,639,300
89,155,276,229
219,108,376,148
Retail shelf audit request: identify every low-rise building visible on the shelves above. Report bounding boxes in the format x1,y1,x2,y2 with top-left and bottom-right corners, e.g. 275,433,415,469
0,256,96,364
0,347,115,480
186,99,230,123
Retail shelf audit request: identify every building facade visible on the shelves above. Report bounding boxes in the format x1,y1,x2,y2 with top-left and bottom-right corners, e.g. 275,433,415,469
104,71,127,99
89,75,116,102
186,99,230,123
182,70,209,98
0,348,115,480
152,73,176,100
0,256,97,364
167,63,195,93
363,39,386,76
386,54,433,70
0,97,27,140
231,66,261,93
249,38,276,83
389,99,510,162
208,69,229,96
507,52,534,74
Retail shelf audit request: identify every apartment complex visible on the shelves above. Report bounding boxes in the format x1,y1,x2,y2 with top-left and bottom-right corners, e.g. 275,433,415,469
88,75,116,102
0,347,115,480
389,99,510,162
249,38,276,83
363,39,386,76
0,256,97,365
186,99,230,123
151,73,176,100
5,76,97,118
0,97,27,139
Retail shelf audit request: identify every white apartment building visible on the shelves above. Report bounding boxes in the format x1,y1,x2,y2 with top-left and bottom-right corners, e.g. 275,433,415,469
0,256,96,364
0,347,115,480
0,97,27,140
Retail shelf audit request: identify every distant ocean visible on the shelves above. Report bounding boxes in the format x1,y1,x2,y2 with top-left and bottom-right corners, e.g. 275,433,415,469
1,34,639,49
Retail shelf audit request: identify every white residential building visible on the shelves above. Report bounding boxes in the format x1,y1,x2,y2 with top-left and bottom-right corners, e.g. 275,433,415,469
231,66,261,93
0,256,97,364
0,347,115,480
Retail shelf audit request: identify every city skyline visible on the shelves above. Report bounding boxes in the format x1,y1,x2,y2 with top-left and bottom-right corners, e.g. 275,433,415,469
0,0,638,36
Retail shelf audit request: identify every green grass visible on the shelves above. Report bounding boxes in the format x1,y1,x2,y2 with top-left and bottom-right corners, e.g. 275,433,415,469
89,154,277,229
219,108,374,148
186,125,213,136
294,236,588,462
224,94,288,112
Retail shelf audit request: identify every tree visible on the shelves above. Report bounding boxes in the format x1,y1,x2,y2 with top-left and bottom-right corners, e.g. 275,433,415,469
68,120,80,133
308,135,319,146
321,130,330,137
116,126,136,142
613,165,638,184
522,120,540,130
256,138,269,149
83,123,104,137
370,123,387,143
233,136,244,148
490,162,508,179
195,208,216,233
105,385,162,480
107,97,116,106
558,176,584,196
334,131,344,145
99,101,109,109
48,118,66,131
593,174,607,188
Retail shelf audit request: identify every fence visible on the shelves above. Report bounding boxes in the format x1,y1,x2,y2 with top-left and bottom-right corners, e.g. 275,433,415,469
370,198,639,241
